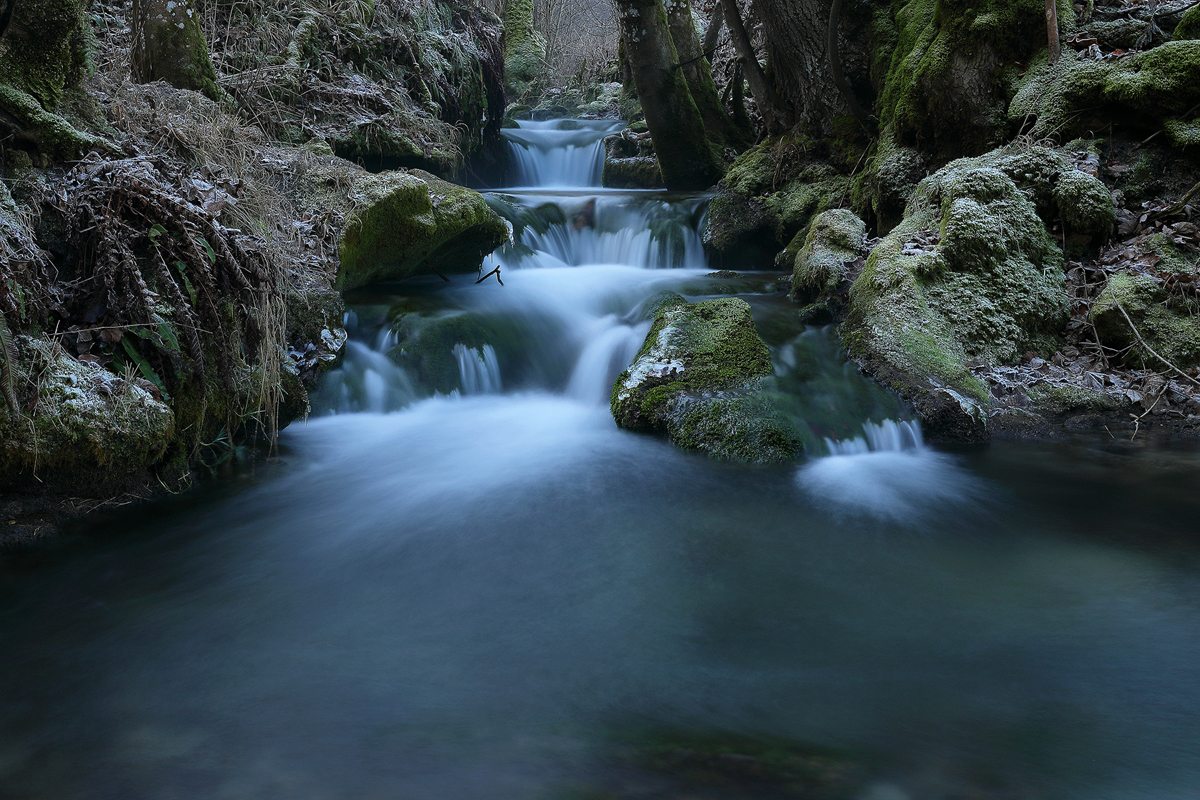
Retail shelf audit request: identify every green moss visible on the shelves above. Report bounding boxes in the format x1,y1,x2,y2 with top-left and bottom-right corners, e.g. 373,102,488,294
1054,168,1115,237
791,209,866,302
389,311,492,394
1011,43,1200,141
610,298,802,462
0,337,174,481
1092,272,1200,369
844,148,1076,411
704,139,850,254
0,83,108,165
877,0,1073,157
1027,382,1120,414
335,169,509,292
602,156,663,189
0,0,93,109
1176,6,1200,40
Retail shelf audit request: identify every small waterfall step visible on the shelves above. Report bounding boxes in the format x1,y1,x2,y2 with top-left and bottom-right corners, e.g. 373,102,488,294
502,119,625,188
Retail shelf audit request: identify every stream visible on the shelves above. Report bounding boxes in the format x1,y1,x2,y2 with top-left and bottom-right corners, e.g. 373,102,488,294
2,120,1200,800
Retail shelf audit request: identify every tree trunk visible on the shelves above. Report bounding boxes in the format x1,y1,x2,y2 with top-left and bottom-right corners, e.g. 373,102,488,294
616,0,725,189
131,0,223,101
665,0,751,149
0,0,91,108
721,0,788,134
503,0,545,95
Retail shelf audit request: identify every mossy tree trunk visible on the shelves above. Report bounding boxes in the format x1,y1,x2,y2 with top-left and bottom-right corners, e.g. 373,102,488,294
0,0,91,108
616,0,725,189
503,0,546,95
664,0,752,149
130,0,223,102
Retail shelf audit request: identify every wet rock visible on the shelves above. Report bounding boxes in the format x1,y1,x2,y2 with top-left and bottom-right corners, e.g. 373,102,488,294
611,298,804,463
334,169,509,292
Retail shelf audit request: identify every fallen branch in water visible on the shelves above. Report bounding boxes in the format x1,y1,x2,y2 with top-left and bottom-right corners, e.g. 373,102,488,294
475,264,503,285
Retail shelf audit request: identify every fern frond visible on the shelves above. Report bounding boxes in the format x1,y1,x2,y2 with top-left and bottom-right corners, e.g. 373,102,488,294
0,316,18,414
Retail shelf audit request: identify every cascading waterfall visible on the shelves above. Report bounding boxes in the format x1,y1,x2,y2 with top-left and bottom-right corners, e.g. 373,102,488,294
454,344,503,395
825,419,925,455
501,119,625,187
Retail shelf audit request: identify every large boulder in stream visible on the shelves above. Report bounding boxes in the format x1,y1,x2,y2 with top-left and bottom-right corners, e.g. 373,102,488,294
334,169,510,293
611,298,804,463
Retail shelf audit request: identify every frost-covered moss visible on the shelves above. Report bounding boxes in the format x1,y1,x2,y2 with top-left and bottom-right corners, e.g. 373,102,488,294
0,84,108,164
1174,6,1200,40
1091,272,1200,369
843,148,1078,435
334,168,509,292
791,209,866,302
0,337,175,481
1011,43,1200,141
611,298,803,462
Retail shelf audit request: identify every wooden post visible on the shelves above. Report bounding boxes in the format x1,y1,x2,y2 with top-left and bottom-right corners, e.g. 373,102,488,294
1046,0,1061,65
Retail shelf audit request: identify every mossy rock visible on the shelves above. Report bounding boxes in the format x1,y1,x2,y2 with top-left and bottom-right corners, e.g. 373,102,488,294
0,337,174,487
388,311,492,395
1011,42,1200,142
1175,6,1200,40
602,156,663,189
704,138,850,258
790,209,866,303
842,147,1084,441
1091,272,1200,370
335,169,509,292
611,298,804,463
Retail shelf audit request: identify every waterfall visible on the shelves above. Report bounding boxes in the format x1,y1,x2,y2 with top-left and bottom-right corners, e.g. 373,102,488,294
825,419,924,456
502,119,625,188
454,344,503,395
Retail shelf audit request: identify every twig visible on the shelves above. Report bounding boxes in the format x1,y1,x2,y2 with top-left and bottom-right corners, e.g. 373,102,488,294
1112,301,1200,388
475,264,502,285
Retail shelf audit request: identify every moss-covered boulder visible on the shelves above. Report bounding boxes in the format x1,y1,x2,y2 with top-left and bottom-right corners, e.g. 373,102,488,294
843,148,1084,440
704,139,849,262
335,169,509,292
0,337,174,490
1091,272,1200,370
602,156,663,189
611,297,804,463
1175,6,1200,40
1011,43,1200,146
790,209,866,303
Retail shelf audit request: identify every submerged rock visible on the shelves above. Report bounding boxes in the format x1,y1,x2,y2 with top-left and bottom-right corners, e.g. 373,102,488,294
611,298,803,463
334,169,509,292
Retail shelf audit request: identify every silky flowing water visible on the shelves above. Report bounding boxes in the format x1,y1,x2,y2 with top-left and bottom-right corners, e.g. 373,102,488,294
2,121,1200,800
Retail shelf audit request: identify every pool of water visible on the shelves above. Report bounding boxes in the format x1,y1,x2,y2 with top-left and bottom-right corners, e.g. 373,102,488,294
2,122,1199,800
